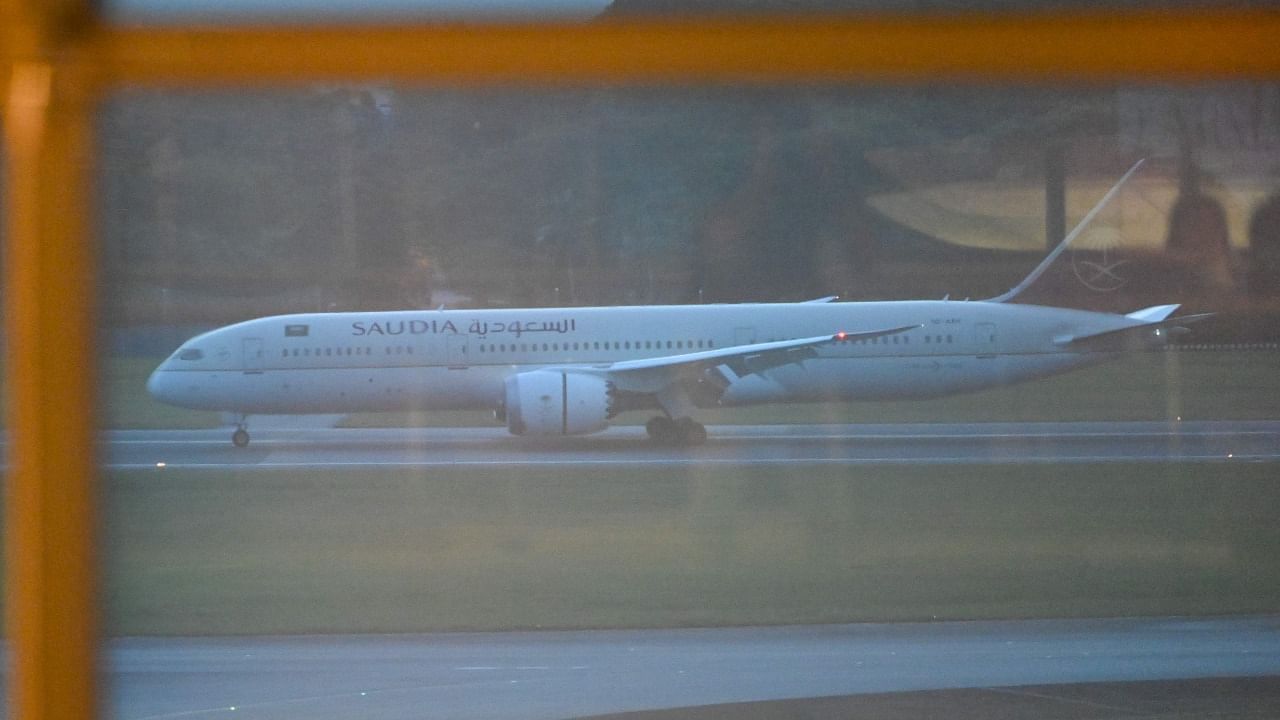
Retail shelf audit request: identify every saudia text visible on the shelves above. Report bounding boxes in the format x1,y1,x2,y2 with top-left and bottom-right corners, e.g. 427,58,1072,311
351,318,576,338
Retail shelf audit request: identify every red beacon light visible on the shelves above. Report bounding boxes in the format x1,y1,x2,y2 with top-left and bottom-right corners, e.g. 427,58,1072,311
835,331,848,342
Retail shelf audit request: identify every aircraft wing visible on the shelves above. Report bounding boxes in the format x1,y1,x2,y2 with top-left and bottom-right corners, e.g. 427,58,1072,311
573,324,919,394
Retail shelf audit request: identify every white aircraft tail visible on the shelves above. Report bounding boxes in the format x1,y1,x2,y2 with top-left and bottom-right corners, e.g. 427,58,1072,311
988,159,1146,304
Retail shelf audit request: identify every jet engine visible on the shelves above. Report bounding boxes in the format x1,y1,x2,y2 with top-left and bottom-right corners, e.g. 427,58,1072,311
504,370,615,436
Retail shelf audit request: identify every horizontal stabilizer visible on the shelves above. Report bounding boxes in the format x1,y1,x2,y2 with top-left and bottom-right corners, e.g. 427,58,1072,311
1053,311,1214,347
1125,304,1181,322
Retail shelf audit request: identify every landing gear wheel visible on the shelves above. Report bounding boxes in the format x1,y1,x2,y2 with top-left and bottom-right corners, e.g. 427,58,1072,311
645,416,678,444
673,417,707,446
232,428,250,448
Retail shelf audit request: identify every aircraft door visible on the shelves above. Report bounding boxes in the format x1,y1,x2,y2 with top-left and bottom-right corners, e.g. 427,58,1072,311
973,323,997,359
447,333,469,368
973,323,997,346
733,326,757,346
242,337,264,373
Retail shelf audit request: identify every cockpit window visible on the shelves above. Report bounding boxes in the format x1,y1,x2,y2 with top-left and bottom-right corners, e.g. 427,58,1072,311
177,348,204,361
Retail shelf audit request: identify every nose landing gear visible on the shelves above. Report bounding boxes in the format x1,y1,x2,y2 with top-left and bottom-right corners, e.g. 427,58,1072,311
231,415,251,447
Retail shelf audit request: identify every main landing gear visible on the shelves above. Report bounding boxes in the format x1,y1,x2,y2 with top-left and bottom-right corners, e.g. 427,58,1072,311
645,415,707,446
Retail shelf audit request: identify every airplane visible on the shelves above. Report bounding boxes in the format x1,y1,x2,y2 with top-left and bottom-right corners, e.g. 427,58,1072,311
147,159,1208,447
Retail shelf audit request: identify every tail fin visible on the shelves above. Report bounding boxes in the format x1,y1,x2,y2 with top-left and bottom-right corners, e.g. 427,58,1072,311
988,159,1146,304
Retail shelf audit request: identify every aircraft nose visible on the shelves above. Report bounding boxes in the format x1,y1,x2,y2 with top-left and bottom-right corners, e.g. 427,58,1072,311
146,366,173,404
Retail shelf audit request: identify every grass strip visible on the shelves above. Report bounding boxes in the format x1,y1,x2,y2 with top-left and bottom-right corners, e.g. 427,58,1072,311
103,461,1280,636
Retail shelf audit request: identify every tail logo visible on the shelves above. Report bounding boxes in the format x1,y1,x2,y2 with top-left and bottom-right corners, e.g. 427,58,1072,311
1071,248,1130,292
1070,214,1131,293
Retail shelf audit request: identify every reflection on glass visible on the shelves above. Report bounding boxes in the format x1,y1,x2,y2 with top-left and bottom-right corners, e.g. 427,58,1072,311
106,0,1272,24
101,85,1280,718
108,0,610,23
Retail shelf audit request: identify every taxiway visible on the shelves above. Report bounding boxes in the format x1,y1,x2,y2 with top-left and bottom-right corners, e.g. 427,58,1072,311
108,615,1280,720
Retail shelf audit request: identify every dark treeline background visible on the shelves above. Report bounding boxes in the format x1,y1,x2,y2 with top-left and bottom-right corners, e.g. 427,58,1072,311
97,76,1280,343
99,87,1117,320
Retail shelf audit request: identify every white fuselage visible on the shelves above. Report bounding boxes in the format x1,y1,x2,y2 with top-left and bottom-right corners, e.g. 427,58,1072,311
147,300,1153,417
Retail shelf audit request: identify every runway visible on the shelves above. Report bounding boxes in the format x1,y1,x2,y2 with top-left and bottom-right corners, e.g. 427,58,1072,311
104,420,1280,469
108,616,1280,720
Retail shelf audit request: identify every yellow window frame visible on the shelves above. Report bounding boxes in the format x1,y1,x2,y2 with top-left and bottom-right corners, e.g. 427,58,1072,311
4,5,1280,718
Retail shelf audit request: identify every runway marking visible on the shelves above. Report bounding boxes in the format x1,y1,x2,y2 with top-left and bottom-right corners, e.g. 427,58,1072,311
124,674,526,720
105,428,1280,446
106,454,1279,471
983,685,1139,713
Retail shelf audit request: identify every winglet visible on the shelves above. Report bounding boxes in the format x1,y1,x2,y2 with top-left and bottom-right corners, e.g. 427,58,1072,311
988,158,1146,303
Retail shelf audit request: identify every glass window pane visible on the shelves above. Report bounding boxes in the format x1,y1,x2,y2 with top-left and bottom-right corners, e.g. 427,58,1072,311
101,84,1280,719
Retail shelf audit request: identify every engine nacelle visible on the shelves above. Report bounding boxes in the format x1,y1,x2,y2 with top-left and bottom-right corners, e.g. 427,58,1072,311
504,370,614,436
